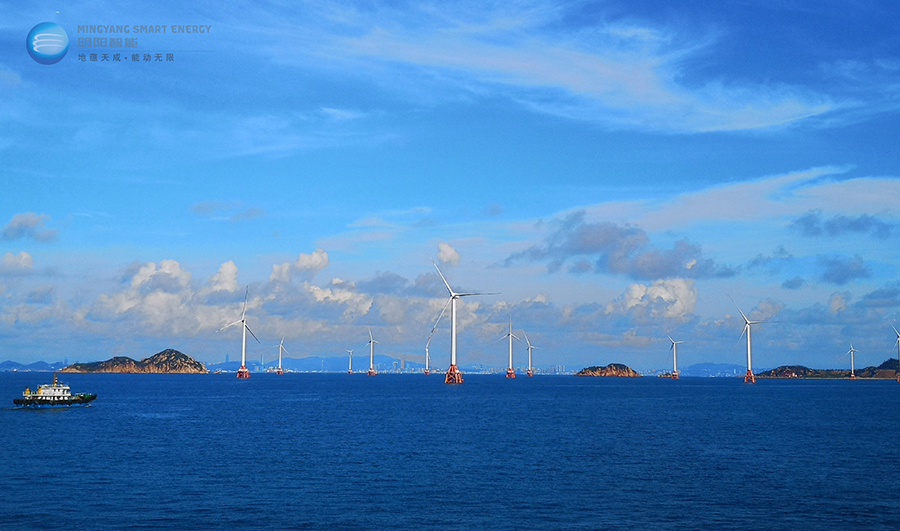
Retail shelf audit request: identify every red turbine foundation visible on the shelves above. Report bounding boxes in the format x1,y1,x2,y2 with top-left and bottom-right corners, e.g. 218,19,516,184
424,369,431,376
275,368,284,375
526,369,534,377
506,368,516,379
672,373,679,380
367,368,377,376
237,366,251,379
445,365,463,384
744,370,756,384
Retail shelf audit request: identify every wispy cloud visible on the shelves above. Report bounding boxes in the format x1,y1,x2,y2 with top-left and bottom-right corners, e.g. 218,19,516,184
291,2,839,132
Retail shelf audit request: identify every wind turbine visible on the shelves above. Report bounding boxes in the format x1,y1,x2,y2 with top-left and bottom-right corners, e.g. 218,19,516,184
432,259,497,384
667,335,682,380
346,349,353,374
424,298,451,376
893,326,900,383
497,316,520,379
523,332,539,377
366,326,378,376
732,299,763,384
217,286,259,379
847,343,858,380
274,335,287,375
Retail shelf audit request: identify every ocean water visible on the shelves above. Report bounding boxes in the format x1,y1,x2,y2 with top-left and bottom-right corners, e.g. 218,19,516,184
2,372,899,530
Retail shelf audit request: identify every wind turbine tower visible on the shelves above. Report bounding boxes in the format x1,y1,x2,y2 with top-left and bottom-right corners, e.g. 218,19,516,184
367,326,378,376
217,286,260,379
274,335,287,375
499,317,520,379
346,349,353,374
847,343,858,380
667,336,682,380
524,332,538,377
432,259,496,385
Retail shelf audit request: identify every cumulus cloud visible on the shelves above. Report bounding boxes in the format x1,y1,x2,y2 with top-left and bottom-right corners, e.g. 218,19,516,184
606,278,697,320
818,255,871,285
271,249,329,282
437,242,460,266
829,292,848,313
305,279,372,319
792,210,892,239
209,261,239,292
2,213,57,242
506,210,734,280
2,251,33,270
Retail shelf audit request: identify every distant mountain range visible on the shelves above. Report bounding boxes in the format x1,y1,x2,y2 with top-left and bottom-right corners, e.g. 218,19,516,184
758,358,899,379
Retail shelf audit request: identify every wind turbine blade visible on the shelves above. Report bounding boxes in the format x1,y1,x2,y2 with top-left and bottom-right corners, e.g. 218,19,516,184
245,324,260,343
457,292,499,297
739,323,748,340
728,295,751,324
241,286,249,320
893,325,900,338
511,333,521,342
217,320,242,333
431,259,455,296
368,326,374,342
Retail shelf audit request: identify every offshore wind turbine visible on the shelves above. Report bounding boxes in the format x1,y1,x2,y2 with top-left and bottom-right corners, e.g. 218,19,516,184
733,300,763,384
523,332,538,377
667,336,682,380
497,317,520,379
274,335,287,375
346,349,353,374
847,343,858,380
366,326,378,376
432,259,497,384
893,326,900,383
216,286,259,379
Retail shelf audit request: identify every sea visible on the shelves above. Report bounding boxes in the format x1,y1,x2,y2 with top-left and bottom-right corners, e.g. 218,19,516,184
2,372,898,530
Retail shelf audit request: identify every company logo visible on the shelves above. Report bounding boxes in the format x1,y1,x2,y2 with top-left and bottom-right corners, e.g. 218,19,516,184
26,22,69,64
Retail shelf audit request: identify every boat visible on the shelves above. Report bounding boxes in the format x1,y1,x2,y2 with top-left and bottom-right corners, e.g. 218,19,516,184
13,373,96,408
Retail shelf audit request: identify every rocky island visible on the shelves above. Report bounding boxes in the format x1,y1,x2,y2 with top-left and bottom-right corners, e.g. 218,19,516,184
575,363,641,377
60,349,208,374
757,359,899,379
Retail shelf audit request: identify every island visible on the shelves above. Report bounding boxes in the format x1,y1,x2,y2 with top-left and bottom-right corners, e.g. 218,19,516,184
59,349,208,374
757,358,899,379
575,363,641,377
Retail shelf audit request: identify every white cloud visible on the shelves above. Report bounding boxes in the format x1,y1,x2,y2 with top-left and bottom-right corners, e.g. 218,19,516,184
305,280,372,319
606,278,697,320
209,261,239,292
437,242,460,266
2,251,33,270
271,249,329,282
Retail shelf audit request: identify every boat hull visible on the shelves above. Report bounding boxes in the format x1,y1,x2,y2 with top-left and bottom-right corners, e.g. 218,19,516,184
13,393,97,408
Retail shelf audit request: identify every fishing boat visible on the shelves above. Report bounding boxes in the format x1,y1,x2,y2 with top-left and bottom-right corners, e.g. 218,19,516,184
13,373,96,408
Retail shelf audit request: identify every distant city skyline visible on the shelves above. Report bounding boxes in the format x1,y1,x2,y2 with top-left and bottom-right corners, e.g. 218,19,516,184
2,1,899,371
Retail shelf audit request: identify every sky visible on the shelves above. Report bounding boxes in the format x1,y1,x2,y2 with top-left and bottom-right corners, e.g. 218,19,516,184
1,1,899,372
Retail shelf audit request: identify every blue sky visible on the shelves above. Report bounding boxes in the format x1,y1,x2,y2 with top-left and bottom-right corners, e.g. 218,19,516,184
2,1,899,372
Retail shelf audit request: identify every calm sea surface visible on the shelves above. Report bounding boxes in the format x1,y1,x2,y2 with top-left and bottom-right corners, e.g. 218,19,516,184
2,372,898,530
